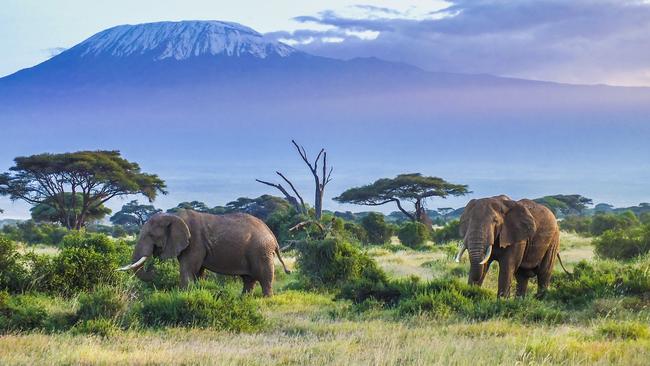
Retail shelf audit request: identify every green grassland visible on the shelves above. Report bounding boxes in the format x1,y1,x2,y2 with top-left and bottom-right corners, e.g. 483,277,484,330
1,232,649,365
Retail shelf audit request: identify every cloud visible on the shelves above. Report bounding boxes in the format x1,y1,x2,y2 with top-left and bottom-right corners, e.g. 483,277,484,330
44,47,67,58
270,0,650,86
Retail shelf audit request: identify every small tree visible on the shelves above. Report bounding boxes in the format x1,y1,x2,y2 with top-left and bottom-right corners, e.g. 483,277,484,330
361,212,393,245
334,173,468,225
31,193,111,227
166,201,227,215
0,151,166,229
110,200,162,229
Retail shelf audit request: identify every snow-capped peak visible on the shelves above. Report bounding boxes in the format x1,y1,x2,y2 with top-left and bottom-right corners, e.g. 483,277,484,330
74,20,298,60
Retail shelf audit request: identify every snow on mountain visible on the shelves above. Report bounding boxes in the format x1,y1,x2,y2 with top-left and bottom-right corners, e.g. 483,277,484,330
72,20,298,60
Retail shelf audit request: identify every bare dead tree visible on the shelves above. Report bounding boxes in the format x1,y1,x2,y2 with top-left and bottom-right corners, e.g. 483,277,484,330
255,140,333,219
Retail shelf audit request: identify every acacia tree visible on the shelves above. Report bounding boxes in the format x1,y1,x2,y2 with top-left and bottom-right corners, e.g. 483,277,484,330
110,200,162,229
256,140,332,219
0,150,167,229
31,193,111,226
334,173,469,225
533,194,593,217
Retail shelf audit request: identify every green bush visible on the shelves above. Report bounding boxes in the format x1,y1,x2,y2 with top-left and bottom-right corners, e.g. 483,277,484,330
1,220,68,246
360,213,393,245
343,222,368,244
72,318,118,337
591,211,640,236
593,225,650,260
0,292,48,332
137,288,264,332
76,287,127,321
397,222,429,249
560,215,592,235
295,238,388,289
549,260,650,306
431,220,461,244
0,236,28,292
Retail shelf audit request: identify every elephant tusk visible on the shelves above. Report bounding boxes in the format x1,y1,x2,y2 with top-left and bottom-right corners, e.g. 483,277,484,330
479,245,492,264
455,243,467,262
117,256,149,271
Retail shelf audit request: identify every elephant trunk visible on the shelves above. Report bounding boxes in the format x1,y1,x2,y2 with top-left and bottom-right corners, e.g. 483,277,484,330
468,244,489,285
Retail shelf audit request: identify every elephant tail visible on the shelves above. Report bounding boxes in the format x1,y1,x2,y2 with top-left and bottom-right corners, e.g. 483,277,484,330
275,245,292,274
556,253,571,275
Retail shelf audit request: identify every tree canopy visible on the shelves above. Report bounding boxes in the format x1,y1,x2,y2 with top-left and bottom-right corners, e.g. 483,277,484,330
166,201,228,215
334,173,469,224
533,194,593,217
0,150,167,229
226,195,292,220
110,200,162,229
31,193,111,226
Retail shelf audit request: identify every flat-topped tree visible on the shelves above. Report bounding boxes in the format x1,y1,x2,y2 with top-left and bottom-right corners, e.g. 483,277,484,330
334,173,469,226
0,150,166,229
110,200,162,229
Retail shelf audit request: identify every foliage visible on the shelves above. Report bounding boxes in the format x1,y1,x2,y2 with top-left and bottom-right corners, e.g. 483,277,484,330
334,173,468,223
343,222,368,244
560,215,592,235
0,236,28,293
167,201,226,215
295,238,388,289
431,220,462,244
0,292,49,332
1,220,68,245
226,195,291,220
533,194,592,217
76,287,127,321
360,212,393,245
31,193,111,226
591,211,640,236
548,260,650,306
397,221,429,248
110,200,161,232
0,150,166,229
71,318,118,337
137,287,264,331
593,225,650,260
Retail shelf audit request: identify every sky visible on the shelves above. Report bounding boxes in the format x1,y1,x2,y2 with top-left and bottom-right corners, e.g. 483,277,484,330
1,0,650,219
3,0,650,86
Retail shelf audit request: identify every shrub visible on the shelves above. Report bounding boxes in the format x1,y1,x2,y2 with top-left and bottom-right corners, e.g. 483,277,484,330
360,213,393,245
76,287,127,321
398,222,429,249
343,222,368,244
560,215,592,235
295,238,388,289
0,236,28,292
72,318,118,337
0,292,48,332
549,261,650,306
591,211,639,236
593,225,650,260
137,288,264,331
431,220,462,244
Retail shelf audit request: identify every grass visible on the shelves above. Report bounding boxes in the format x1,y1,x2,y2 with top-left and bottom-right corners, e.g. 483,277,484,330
2,232,650,365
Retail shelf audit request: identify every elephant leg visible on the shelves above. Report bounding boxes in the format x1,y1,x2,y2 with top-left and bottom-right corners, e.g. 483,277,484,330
257,259,275,297
535,233,559,299
178,257,203,289
497,263,514,298
515,270,529,298
241,275,256,295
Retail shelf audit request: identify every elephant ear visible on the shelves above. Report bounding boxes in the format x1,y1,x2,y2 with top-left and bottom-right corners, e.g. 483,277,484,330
500,202,536,248
459,199,477,238
158,215,191,260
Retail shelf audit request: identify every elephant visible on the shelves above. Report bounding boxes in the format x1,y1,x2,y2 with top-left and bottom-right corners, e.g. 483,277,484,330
117,209,290,296
456,195,566,298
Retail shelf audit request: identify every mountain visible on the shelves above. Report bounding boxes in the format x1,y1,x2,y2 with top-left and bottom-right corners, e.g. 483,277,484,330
1,20,650,217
